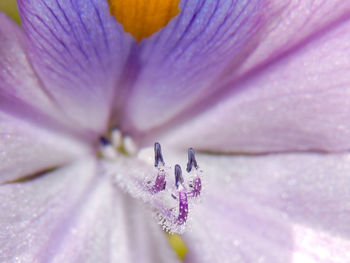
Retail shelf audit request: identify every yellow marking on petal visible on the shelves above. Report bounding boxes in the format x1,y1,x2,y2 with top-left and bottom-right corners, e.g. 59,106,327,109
168,234,188,260
108,0,180,42
0,0,21,24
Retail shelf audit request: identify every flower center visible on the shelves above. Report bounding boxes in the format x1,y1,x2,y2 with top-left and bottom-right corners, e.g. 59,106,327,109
107,0,180,42
99,130,203,234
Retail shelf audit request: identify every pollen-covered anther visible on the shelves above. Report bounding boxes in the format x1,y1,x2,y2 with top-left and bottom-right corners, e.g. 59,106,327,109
174,165,188,226
154,142,165,168
186,148,202,198
112,142,203,234
148,145,204,233
150,142,167,194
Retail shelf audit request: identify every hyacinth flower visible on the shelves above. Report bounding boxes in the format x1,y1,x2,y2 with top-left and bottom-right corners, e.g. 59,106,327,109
1,0,350,262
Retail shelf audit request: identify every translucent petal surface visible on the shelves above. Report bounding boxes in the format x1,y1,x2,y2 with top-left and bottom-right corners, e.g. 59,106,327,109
0,110,89,183
0,13,59,122
160,16,350,153
0,12,98,140
183,153,350,263
238,0,350,77
0,160,97,262
0,159,180,263
17,0,132,133
0,14,90,183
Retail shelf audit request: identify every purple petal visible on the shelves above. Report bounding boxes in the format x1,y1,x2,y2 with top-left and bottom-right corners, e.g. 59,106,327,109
0,12,76,133
159,17,350,153
0,14,91,183
237,1,350,77
0,13,57,120
17,0,132,133
120,0,270,133
0,110,89,184
184,152,350,262
0,159,180,263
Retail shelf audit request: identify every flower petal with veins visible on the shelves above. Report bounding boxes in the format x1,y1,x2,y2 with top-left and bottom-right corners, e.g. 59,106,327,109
183,153,350,263
0,110,90,183
0,15,91,183
17,0,132,132
2,1,350,263
0,158,180,263
160,16,350,153
238,0,350,76
121,0,271,132
0,13,57,121
0,159,97,262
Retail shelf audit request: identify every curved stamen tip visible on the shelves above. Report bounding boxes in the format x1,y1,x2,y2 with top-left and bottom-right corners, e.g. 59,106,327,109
154,142,165,167
186,148,198,172
175,164,184,188
100,136,110,146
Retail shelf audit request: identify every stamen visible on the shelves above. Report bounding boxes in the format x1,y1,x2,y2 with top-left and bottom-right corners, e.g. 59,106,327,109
152,174,166,194
175,164,184,189
111,129,122,148
177,188,188,226
186,148,198,172
147,142,168,194
151,143,167,194
174,165,188,226
154,142,165,167
124,135,138,155
109,142,203,234
186,148,202,198
100,136,110,146
189,176,202,198
99,137,118,160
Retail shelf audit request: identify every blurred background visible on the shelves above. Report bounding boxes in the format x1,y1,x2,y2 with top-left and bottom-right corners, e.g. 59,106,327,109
0,0,20,23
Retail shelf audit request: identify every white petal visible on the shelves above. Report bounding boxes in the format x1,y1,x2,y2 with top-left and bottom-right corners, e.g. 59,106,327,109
0,158,180,263
183,152,350,263
0,13,92,183
0,158,97,262
159,17,350,153
0,110,90,183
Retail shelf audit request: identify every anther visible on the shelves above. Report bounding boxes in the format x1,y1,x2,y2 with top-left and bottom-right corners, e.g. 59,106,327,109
189,176,201,198
99,136,117,160
186,148,198,172
186,148,202,198
111,129,122,148
175,164,184,189
154,142,165,167
124,136,138,155
150,142,167,194
100,136,110,146
174,165,188,226
119,143,202,233
151,170,166,194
